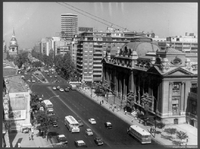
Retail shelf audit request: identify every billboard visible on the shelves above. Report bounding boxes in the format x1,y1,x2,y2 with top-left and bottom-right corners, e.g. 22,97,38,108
79,27,93,32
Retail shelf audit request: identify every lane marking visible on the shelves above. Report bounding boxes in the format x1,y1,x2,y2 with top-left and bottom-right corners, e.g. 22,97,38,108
47,86,112,148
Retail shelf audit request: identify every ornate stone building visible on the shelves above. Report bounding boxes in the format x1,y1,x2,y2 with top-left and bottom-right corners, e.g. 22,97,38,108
102,36,197,124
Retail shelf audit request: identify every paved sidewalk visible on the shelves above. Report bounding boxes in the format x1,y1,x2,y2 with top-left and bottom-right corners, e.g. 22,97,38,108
8,129,53,148
77,87,198,148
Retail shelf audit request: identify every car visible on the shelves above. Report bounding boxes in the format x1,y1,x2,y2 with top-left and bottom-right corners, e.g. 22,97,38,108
74,140,87,147
94,137,104,146
52,120,58,127
27,79,31,82
85,128,93,136
57,86,61,90
54,75,57,78
32,80,36,83
50,75,52,78
65,88,69,92
105,122,112,129
88,118,96,124
78,120,84,127
57,134,68,145
39,98,43,101
59,88,64,92
53,87,57,90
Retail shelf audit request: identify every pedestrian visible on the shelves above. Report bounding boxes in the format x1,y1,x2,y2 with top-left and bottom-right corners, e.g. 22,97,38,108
29,130,31,140
31,128,34,140
102,100,104,104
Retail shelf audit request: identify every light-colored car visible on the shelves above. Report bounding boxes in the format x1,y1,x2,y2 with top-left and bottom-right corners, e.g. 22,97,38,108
74,140,87,147
85,128,93,136
94,137,104,146
105,122,112,129
50,75,52,78
27,79,31,82
53,87,57,90
32,80,36,83
59,88,64,92
57,134,68,145
88,118,96,124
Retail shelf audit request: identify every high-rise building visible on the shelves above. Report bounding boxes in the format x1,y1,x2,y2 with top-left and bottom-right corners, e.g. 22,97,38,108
61,13,78,41
76,27,143,82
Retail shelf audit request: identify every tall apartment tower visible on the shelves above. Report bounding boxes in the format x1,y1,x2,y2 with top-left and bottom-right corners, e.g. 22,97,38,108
61,13,78,41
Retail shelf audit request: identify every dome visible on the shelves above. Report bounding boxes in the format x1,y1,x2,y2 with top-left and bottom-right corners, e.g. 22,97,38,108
123,41,160,57
132,51,138,56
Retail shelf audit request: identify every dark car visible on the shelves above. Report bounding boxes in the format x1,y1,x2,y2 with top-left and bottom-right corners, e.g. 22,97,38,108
57,134,68,145
64,88,69,92
57,86,61,90
52,120,58,127
94,137,104,146
105,122,112,129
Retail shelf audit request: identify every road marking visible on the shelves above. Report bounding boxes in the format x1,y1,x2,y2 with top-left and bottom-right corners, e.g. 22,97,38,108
47,86,112,148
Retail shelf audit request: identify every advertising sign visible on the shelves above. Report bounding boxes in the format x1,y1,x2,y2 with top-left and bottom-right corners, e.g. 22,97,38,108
8,110,26,120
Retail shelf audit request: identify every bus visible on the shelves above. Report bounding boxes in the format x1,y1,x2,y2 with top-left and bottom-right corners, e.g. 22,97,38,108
127,125,151,144
64,115,80,133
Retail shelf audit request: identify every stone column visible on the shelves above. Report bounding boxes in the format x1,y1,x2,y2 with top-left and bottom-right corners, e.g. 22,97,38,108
180,82,185,115
119,73,122,98
114,70,118,92
123,74,127,100
168,82,173,116
129,71,134,92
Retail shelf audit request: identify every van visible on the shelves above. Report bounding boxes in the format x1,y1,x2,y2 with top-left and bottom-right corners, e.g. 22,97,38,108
42,100,53,109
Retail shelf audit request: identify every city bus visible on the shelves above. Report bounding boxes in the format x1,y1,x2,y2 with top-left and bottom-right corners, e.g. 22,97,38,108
42,100,53,109
127,125,151,144
64,115,80,133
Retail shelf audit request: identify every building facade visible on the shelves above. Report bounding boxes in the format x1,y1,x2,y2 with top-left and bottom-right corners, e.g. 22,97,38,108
61,13,78,40
76,27,145,82
102,36,197,124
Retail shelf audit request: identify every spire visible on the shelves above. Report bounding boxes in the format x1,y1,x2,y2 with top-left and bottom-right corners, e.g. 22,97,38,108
12,28,15,37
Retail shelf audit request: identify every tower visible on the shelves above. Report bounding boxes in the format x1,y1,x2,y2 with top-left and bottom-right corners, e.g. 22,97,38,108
9,29,18,56
61,13,78,41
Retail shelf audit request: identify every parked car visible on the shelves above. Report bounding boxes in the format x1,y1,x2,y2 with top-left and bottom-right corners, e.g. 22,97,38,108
78,120,84,127
88,118,96,125
94,137,104,146
74,140,87,147
54,75,57,78
50,75,52,78
105,122,112,129
53,120,58,127
59,88,64,92
32,80,36,83
27,79,31,82
85,128,93,136
57,134,68,145
57,86,61,90
53,87,57,90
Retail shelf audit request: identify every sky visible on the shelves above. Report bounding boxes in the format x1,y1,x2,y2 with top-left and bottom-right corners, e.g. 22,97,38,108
3,2,198,49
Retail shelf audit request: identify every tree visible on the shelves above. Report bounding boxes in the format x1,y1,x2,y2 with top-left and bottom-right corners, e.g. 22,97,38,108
30,94,41,111
35,111,58,137
164,128,177,135
32,61,43,68
176,131,188,143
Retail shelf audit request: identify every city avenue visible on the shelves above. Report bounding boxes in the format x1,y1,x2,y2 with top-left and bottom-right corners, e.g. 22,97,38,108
29,82,161,149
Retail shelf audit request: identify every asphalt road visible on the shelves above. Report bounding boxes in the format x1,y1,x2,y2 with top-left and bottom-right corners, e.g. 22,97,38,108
30,84,161,149
24,70,162,149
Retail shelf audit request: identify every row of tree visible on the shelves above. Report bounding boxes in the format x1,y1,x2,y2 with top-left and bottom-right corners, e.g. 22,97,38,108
30,93,58,137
